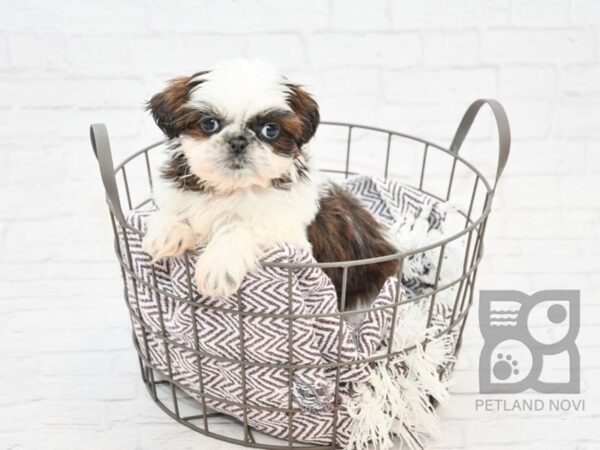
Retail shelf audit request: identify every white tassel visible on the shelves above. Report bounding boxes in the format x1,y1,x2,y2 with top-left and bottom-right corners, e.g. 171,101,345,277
345,302,456,450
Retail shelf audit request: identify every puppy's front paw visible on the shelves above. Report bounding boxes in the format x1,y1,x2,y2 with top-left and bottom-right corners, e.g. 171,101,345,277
142,218,196,261
194,245,256,297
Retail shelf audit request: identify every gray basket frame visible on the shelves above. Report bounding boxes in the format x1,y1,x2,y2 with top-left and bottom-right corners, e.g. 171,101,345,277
91,99,510,449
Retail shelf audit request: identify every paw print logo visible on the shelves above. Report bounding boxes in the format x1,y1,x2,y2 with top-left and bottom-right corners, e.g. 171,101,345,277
479,290,580,394
493,353,519,380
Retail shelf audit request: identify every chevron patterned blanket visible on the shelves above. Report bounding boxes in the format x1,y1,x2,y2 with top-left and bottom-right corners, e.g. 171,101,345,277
122,176,461,449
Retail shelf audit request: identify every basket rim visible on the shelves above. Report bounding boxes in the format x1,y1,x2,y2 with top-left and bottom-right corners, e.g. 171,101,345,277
111,120,494,269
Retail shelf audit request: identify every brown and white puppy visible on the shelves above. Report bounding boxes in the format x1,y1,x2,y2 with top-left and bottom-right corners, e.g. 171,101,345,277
142,59,397,310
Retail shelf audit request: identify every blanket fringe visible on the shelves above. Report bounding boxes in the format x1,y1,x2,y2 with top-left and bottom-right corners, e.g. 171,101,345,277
344,301,455,450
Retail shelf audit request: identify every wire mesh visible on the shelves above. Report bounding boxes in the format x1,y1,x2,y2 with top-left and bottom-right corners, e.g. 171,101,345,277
92,100,509,450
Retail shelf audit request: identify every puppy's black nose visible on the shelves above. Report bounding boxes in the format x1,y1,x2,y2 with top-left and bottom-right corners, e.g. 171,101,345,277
228,135,249,154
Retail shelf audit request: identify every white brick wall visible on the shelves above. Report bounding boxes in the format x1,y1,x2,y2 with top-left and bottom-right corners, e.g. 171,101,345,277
1,1,599,448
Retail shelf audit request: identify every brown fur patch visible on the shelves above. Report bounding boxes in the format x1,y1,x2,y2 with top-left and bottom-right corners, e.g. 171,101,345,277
285,84,320,146
246,109,304,158
160,146,211,193
307,184,399,310
148,72,214,191
147,71,208,139
270,158,310,190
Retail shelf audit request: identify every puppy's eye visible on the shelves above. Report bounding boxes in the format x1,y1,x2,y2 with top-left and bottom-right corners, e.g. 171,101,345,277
200,117,220,134
260,123,280,140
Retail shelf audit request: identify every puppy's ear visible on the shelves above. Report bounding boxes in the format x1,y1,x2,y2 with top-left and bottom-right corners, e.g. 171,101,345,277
286,84,320,146
147,72,209,139
147,76,192,138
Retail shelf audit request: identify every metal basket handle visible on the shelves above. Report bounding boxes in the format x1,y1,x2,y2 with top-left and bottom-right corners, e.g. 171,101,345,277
90,123,126,224
449,99,511,190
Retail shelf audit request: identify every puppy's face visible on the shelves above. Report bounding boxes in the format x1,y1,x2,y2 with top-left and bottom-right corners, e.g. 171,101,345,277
148,60,319,193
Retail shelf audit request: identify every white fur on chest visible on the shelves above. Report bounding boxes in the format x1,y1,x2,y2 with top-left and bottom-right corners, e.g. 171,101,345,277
154,177,320,251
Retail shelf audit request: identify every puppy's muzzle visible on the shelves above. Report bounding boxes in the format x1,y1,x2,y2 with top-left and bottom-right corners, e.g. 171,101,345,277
228,135,249,156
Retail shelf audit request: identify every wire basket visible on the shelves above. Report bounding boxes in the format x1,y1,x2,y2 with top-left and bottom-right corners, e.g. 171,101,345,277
91,99,510,449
